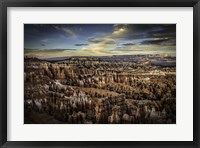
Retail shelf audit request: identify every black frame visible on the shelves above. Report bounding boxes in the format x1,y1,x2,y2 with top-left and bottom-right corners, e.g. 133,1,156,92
0,0,199,147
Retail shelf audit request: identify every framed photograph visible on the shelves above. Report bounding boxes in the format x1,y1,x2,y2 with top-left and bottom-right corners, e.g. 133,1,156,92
0,0,199,147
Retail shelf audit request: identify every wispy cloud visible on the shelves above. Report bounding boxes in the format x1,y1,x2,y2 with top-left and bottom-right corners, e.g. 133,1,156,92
88,37,103,43
53,25,76,38
140,38,175,46
41,39,49,43
75,43,88,46
25,48,76,52
40,39,49,47
40,43,46,46
41,49,77,52
123,43,135,46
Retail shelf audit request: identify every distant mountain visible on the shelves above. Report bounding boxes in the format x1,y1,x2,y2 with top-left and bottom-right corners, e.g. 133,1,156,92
26,54,176,66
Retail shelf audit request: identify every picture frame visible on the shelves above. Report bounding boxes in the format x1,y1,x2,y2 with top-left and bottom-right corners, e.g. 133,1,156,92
0,0,199,147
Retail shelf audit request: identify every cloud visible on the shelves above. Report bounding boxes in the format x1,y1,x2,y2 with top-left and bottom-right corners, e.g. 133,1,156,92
25,48,76,52
123,43,135,46
110,24,176,41
24,48,78,57
41,39,49,43
41,49,77,52
62,28,76,38
24,48,38,51
40,39,49,46
83,24,175,56
104,39,116,44
75,43,88,46
110,24,176,48
88,37,103,43
40,43,46,46
149,25,176,38
140,37,175,46
53,25,76,38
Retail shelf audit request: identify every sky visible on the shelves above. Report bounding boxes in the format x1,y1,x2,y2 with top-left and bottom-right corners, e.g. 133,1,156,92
24,24,176,57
